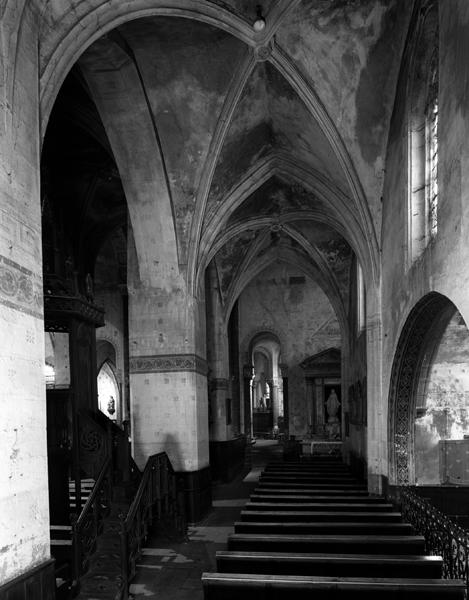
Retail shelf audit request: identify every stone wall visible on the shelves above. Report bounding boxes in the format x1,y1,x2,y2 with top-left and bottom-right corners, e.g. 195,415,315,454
415,310,469,484
381,1,469,484
238,263,342,437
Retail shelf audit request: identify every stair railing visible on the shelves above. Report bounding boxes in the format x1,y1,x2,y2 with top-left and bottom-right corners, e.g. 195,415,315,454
71,456,113,586
399,487,469,592
119,453,186,598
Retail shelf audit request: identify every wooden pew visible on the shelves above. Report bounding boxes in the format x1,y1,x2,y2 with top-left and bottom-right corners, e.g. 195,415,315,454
256,482,367,490
202,573,466,599
247,499,394,509
251,490,373,499
215,550,444,579
233,520,415,535
227,533,426,554
239,510,403,523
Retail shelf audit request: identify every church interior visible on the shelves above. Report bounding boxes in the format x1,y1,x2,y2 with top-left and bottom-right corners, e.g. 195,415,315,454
3,0,469,598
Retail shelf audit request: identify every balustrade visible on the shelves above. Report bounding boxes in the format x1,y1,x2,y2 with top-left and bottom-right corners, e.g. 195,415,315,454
72,456,113,583
399,487,469,593
120,452,186,599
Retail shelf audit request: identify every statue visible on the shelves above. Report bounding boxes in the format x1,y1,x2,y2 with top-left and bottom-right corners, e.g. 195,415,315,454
326,389,340,423
326,389,341,440
107,396,116,416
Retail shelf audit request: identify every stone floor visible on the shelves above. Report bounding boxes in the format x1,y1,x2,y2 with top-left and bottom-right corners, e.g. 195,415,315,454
129,440,282,600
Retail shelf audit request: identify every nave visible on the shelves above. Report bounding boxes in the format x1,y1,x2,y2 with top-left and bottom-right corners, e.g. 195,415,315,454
202,453,465,599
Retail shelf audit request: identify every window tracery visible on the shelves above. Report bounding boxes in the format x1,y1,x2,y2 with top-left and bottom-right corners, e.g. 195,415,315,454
407,1,439,264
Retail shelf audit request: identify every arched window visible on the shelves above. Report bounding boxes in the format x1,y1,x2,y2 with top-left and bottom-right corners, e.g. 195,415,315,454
408,1,438,264
97,361,120,421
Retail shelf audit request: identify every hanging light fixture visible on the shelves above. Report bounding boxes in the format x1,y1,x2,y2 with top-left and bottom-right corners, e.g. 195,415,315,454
253,5,266,32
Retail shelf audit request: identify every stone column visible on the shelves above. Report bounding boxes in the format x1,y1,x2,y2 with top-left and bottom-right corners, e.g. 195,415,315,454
210,378,229,441
128,282,208,473
243,365,254,438
366,286,384,494
128,278,211,521
271,378,280,428
280,364,289,435
0,6,53,589
206,261,230,442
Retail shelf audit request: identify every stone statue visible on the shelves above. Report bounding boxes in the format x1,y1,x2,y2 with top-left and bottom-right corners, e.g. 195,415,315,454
326,389,340,422
107,396,116,416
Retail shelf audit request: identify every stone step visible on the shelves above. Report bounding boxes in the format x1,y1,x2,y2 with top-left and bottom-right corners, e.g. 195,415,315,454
233,521,414,536
227,533,426,554
202,573,466,599
50,524,72,540
77,571,124,599
247,499,393,510
240,510,403,523
215,551,444,579
90,551,121,572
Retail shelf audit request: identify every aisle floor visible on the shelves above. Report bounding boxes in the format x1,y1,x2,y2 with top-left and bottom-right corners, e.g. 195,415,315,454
129,440,281,600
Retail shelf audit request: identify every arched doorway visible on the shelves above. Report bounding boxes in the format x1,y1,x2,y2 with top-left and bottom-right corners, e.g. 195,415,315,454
389,293,469,486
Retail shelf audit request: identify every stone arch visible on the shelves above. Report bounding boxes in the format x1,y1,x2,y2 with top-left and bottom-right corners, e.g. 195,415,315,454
39,2,258,138
388,292,459,485
240,327,286,367
96,337,119,373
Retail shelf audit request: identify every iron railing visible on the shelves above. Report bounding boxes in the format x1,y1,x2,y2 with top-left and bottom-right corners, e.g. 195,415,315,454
72,456,113,583
399,487,469,592
119,452,185,599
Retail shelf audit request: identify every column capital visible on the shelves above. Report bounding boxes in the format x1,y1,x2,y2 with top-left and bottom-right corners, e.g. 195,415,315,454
243,364,254,379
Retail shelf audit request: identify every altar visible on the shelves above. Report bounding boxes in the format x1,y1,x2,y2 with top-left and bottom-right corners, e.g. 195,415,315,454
301,439,343,457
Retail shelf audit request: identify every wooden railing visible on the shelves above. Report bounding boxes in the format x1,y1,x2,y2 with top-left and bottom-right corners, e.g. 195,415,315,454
119,453,186,598
71,456,113,585
399,487,469,593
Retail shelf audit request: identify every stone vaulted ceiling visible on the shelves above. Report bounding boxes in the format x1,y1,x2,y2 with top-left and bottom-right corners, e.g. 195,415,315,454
41,0,412,317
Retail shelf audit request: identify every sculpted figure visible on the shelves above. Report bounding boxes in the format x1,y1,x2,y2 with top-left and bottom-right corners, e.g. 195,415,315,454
326,389,340,423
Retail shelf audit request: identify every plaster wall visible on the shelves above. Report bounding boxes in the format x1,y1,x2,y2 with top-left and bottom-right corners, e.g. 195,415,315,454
415,311,469,484
238,263,341,438
381,1,469,483
0,6,50,585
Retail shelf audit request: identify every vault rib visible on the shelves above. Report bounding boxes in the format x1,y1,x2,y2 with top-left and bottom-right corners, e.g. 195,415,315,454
270,42,380,288
187,49,256,294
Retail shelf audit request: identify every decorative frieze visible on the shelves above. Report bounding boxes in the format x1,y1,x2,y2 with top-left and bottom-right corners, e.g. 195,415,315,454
0,254,42,319
129,353,207,376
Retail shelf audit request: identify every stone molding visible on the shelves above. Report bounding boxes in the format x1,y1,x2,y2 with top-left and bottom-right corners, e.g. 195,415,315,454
0,254,42,319
130,353,207,375
210,377,228,390
388,292,450,485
